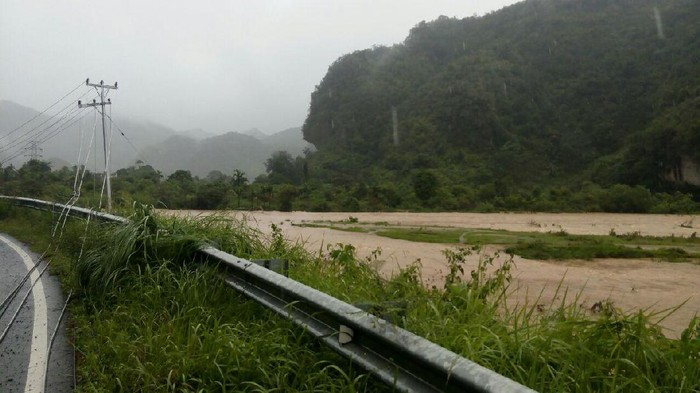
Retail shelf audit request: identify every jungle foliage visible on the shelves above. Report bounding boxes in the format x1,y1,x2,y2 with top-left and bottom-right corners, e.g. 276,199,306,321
301,0,700,209
2,0,699,213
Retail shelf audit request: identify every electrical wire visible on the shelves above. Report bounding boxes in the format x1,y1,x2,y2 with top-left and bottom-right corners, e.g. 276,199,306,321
52,112,98,238
0,99,78,154
0,88,93,152
101,111,140,155
0,261,52,344
0,108,91,164
96,106,116,210
0,83,117,384
36,109,92,146
0,81,85,141
43,290,72,393
72,111,86,192
0,93,98,164
100,109,160,171
0,92,96,163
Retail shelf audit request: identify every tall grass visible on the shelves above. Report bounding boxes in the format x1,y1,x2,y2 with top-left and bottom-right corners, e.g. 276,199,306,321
1,202,384,392
1,201,699,392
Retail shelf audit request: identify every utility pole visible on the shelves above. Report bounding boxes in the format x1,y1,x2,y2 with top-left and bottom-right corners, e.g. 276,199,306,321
79,78,118,211
23,141,43,160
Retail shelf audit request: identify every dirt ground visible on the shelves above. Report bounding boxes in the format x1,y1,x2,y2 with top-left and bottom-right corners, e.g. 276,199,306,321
166,210,700,338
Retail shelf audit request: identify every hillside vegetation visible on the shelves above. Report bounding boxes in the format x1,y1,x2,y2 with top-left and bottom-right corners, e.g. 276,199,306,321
301,0,700,210
2,0,699,213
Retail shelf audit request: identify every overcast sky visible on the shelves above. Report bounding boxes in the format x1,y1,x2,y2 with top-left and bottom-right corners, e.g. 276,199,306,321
1,0,520,135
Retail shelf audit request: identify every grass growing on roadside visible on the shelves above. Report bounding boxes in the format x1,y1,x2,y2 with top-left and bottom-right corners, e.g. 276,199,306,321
0,203,385,392
2,202,700,392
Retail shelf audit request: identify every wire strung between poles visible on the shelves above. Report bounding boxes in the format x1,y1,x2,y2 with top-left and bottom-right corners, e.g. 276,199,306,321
0,81,85,142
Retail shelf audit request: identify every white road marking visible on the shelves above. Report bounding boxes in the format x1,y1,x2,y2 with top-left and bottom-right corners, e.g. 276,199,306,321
0,235,48,393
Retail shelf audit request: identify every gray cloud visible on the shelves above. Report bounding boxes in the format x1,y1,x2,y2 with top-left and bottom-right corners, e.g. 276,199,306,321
1,0,519,135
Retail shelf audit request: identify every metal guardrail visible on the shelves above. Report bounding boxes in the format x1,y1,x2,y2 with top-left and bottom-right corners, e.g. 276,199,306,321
0,196,128,224
1,196,536,393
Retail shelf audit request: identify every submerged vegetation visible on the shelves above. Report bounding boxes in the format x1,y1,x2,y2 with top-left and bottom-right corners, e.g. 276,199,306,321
1,202,699,391
376,227,700,262
293,219,700,262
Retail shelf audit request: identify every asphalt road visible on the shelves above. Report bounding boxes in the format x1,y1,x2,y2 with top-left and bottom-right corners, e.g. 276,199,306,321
0,234,73,393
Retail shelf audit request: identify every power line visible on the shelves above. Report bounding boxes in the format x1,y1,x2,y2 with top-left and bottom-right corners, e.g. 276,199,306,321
100,110,140,155
36,110,92,146
0,104,85,163
0,100,77,150
0,107,93,164
0,90,94,156
0,81,85,141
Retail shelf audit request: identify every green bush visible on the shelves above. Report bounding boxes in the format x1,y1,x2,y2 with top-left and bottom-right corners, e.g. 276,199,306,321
601,184,654,213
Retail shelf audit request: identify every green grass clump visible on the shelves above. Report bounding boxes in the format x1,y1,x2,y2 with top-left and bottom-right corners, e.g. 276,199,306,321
2,202,700,392
73,261,377,392
506,240,691,260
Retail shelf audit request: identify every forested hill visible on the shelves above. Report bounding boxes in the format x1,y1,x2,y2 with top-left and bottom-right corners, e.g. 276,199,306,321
303,0,700,193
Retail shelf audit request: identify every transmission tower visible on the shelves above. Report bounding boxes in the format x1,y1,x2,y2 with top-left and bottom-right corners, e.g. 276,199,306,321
78,78,118,211
23,141,43,160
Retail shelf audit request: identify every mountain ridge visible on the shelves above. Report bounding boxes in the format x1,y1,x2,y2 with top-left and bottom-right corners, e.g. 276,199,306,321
302,0,700,191
0,100,311,178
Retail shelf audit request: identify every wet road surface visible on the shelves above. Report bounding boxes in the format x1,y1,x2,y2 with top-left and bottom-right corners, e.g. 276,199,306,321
0,234,73,393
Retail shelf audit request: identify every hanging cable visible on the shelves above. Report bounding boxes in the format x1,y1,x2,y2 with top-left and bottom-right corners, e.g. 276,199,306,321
0,100,77,154
43,290,72,392
0,108,93,165
102,111,140,155
0,88,93,150
0,92,97,163
0,261,52,344
0,81,85,141
96,105,116,211
72,110,86,193
52,112,98,238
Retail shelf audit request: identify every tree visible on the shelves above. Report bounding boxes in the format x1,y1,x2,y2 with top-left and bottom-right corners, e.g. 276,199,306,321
168,169,194,184
412,170,439,203
231,169,248,188
276,184,298,212
206,170,227,183
231,169,248,208
18,159,52,196
265,151,301,185
195,182,230,210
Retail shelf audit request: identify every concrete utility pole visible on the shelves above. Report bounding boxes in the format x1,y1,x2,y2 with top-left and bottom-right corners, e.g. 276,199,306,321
23,141,43,160
78,78,118,211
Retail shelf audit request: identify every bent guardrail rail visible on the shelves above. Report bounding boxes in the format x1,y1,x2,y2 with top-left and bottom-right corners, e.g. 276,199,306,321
1,196,537,393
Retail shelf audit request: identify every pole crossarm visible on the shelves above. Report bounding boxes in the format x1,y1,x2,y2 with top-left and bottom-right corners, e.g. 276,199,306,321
85,78,118,90
78,99,111,108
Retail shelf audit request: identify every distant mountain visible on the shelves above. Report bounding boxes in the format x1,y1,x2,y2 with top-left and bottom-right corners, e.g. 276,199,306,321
137,126,314,178
0,100,312,179
261,127,316,154
178,128,215,140
241,128,268,140
0,100,178,170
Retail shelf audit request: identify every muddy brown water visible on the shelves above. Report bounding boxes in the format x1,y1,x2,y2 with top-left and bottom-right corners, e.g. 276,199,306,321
163,210,700,338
